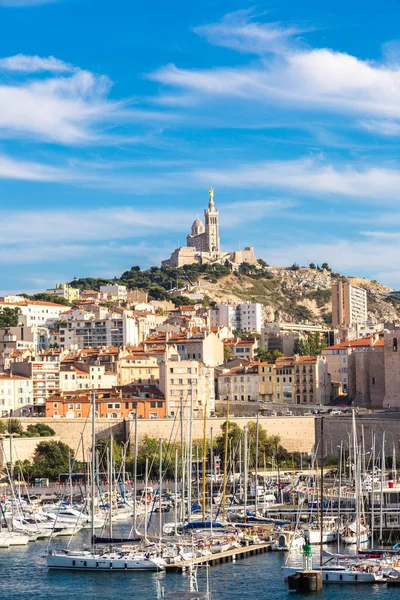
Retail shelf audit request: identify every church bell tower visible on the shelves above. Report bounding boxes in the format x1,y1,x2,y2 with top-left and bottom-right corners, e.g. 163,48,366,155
204,187,220,253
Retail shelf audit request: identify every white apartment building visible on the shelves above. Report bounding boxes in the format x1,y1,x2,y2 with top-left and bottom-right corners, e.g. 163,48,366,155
0,295,25,303
59,311,138,349
210,303,263,333
0,301,66,328
159,357,215,418
60,363,117,391
332,283,368,327
11,356,60,413
0,374,32,416
99,284,127,301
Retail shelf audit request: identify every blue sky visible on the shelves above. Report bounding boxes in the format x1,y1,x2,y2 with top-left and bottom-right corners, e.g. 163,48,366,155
2,0,400,292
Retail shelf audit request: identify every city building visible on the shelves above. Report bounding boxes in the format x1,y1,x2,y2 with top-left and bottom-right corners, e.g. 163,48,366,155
118,352,160,385
223,337,258,361
0,325,50,352
331,282,368,327
11,352,60,413
211,303,263,333
0,300,67,328
322,333,382,394
60,363,117,391
162,188,256,268
99,284,128,301
45,284,80,302
0,374,32,417
168,331,224,367
46,386,165,419
261,322,335,355
218,363,259,402
159,357,215,418
59,310,139,349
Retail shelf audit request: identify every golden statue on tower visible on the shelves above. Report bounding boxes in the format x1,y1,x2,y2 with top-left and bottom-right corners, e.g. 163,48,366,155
209,187,214,202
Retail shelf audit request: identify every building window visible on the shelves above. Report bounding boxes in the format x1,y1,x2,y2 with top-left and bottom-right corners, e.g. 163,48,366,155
157,401,163,408
53,402,58,408
394,338,398,352
108,403,113,409
150,401,156,408
110,412,118,418
372,377,375,385
131,402,137,408
68,403,74,410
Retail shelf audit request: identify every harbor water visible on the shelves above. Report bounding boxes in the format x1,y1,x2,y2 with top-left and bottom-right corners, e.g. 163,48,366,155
1,527,399,600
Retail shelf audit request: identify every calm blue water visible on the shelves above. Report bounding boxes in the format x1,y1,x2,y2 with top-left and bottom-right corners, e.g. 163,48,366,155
0,530,397,600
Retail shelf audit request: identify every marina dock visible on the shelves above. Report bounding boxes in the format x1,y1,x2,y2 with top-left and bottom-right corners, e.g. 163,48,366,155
165,542,271,572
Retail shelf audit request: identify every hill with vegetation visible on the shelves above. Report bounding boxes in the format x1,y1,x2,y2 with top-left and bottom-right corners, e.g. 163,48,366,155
68,260,400,326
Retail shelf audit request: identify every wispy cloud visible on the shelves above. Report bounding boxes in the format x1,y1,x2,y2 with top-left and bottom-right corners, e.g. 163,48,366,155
150,12,400,133
193,9,310,55
0,200,290,247
193,157,400,201
0,54,73,72
0,54,172,145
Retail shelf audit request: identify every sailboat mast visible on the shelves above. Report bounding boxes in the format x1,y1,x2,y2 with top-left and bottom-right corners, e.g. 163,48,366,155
336,440,342,554
109,438,113,541
202,402,207,522
174,448,178,536
90,390,96,550
159,438,163,550
133,410,138,533
243,426,248,519
255,412,259,515
221,390,230,519
187,388,193,522
180,397,185,522
379,431,385,544
319,417,324,567
371,431,375,548
210,426,213,534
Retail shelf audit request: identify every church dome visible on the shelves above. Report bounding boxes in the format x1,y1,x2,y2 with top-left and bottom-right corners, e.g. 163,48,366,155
191,218,205,235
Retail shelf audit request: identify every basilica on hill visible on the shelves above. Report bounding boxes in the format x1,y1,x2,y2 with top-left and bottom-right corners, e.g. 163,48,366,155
162,188,256,268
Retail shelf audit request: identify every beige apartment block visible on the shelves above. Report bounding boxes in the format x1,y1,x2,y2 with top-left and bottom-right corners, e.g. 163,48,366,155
159,357,215,418
332,282,367,327
118,353,160,385
169,332,224,367
218,363,259,402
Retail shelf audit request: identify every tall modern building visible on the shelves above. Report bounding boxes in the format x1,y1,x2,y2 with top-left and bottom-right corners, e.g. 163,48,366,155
210,302,263,333
331,282,367,327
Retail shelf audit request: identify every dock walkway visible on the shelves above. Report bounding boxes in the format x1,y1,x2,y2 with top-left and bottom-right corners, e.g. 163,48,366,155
165,543,271,572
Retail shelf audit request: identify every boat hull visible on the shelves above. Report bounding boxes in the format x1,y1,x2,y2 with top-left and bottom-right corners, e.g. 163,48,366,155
45,553,165,571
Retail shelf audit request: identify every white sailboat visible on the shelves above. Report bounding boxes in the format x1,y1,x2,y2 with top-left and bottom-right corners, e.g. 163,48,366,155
45,391,165,572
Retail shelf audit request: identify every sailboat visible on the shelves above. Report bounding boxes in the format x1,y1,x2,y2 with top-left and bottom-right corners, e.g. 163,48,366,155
45,391,165,572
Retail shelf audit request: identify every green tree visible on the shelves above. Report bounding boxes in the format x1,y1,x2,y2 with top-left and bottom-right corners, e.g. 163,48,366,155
321,262,332,272
32,440,74,480
254,348,283,362
215,422,242,463
0,420,6,434
25,423,55,437
223,345,234,363
247,421,281,468
31,293,71,306
0,307,20,328
13,459,35,483
309,263,316,269
257,258,269,268
7,418,24,435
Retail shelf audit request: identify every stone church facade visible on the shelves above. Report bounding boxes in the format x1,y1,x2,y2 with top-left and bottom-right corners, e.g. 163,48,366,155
162,189,256,269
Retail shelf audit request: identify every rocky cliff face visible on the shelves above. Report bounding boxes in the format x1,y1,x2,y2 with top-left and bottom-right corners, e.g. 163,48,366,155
194,266,399,325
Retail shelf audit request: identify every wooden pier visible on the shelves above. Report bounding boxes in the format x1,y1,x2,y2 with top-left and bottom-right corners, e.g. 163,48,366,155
165,542,271,572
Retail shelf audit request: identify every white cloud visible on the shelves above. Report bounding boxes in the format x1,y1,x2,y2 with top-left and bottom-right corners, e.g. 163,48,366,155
193,10,309,55
193,157,400,200
358,119,400,136
0,54,73,73
0,200,290,246
0,54,171,145
150,13,400,130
